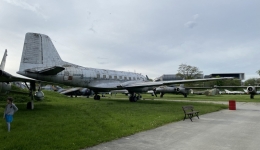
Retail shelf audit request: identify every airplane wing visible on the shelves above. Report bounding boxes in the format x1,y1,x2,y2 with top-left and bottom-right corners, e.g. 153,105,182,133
123,77,233,88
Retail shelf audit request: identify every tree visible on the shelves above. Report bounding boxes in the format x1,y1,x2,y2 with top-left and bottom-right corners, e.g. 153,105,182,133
175,64,203,87
176,63,203,79
257,70,260,76
244,78,260,86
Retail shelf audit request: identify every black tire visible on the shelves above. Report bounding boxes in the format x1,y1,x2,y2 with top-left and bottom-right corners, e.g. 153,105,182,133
133,96,137,102
129,96,133,102
27,102,32,109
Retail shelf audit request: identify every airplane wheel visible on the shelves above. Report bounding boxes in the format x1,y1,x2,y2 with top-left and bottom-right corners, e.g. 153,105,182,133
184,94,187,98
160,93,164,98
129,97,133,102
27,102,32,109
129,96,137,102
133,96,137,102
94,95,100,100
250,94,254,99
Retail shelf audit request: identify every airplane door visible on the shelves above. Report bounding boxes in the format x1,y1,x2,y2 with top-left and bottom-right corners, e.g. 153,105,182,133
63,71,73,81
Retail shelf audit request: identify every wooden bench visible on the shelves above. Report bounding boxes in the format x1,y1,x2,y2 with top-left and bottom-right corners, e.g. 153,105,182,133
182,105,199,122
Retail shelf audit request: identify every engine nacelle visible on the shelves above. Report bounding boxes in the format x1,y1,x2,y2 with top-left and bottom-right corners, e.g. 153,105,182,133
247,86,256,94
34,91,44,101
176,87,187,94
155,86,175,93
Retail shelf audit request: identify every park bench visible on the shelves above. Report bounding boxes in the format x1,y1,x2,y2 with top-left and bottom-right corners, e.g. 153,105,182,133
182,105,199,122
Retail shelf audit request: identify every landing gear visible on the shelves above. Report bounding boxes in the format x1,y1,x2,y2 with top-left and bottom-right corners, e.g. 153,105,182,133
25,81,36,110
250,94,254,99
160,93,164,98
129,93,141,102
26,101,34,109
183,93,187,98
94,94,100,100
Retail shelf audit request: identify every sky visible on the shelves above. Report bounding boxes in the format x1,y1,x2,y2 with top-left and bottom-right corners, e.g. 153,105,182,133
0,0,259,81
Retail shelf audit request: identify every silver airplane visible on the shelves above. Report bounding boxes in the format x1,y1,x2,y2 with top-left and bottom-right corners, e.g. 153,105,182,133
214,85,260,99
16,32,233,102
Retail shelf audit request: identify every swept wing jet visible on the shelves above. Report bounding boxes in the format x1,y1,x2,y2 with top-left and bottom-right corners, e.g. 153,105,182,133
214,86,259,99
0,49,11,94
0,49,44,109
17,33,233,102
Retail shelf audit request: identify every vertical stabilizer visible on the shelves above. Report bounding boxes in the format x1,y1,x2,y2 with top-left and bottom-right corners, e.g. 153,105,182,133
0,49,7,70
19,33,64,71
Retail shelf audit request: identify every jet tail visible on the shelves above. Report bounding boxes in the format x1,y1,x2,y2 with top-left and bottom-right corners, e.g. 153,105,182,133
18,33,64,72
0,49,7,70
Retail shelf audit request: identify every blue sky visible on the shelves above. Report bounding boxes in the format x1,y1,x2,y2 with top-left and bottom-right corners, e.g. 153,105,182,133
0,0,259,80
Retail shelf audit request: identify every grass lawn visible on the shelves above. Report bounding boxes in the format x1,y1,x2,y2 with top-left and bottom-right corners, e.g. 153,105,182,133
0,91,240,150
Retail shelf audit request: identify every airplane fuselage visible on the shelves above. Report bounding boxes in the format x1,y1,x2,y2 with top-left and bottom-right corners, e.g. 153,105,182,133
17,62,148,92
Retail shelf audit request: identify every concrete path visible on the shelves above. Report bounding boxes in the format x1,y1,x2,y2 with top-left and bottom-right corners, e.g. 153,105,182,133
86,102,260,150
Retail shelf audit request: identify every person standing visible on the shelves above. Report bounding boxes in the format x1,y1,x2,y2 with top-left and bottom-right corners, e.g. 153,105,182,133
3,97,18,132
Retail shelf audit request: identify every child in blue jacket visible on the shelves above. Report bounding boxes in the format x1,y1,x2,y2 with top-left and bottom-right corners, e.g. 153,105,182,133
3,97,18,132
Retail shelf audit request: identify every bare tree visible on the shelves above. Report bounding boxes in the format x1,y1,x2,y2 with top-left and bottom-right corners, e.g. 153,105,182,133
176,63,203,79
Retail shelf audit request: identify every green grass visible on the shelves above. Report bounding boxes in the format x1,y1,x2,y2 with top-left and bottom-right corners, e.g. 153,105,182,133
0,91,234,150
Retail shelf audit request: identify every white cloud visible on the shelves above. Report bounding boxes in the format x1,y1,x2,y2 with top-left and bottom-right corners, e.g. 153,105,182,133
3,0,48,20
184,21,197,28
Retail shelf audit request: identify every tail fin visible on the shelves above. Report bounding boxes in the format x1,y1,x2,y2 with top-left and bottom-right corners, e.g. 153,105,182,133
0,49,7,70
19,33,63,72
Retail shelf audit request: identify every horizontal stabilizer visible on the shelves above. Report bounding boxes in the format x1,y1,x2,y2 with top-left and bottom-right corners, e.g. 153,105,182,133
26,66,65,75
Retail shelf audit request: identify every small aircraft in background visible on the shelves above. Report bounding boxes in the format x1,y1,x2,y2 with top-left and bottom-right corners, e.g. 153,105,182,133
215,85,260,99
224,89,245,95
148,85,189,98
190,88,220,96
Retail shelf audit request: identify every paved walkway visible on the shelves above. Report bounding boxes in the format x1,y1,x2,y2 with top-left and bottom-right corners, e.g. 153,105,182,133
86,102,260,150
